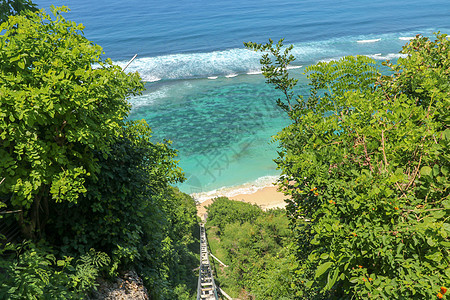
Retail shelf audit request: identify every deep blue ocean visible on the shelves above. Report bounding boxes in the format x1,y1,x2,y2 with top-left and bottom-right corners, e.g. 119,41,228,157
35,0,450,199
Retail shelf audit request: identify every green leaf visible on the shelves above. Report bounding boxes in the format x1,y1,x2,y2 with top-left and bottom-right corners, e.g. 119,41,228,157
311,236,320,245
425,251,442,262
441,166,448,176
349,277,358,283
10,55,21,62
57,260,65,267
432,164,440,176
443,223,450,234
315,261,333,278
444,129,450,141
326,268,339,290
431,210,445,219
420,166,432,177
426,237,436,247
442,200,450,209
320,253,329,259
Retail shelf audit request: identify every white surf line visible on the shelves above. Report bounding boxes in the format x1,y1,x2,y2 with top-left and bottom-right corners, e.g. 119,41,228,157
207,76,218,79
246,71,263,75
225,74,238,78
399,36,415,41
357,38,381,43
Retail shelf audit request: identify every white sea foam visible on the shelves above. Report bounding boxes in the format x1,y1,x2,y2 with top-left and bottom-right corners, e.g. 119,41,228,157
112,32,436,82
287,65,303,70
145,77,161,82
357,38,381,43
247,70,263,75
191,175,279,203
113,48,262,82
207,76,218,79
128,88,166,109
399,36,415,41
318,57,339,63
319,52,407,63
112,41,340,82
367,53,408,60
128,81,195,109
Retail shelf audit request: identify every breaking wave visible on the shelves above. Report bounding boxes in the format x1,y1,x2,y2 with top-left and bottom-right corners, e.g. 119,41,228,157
113,31,432,82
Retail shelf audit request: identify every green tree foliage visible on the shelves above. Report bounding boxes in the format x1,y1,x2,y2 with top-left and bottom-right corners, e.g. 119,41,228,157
206,196,263,234
0,0,37,24
206,198,299,299
2,117,198,299
45,120,199,298
1,7,200,299
0,241,110,299
0,7,143,238
46,120,183,255
246,33,450,298
146,187,200,299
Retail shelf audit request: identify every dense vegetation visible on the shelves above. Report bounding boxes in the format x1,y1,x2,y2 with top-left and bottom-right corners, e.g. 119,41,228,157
0,7,199,299
246,33,449,298
206,197,299,299
1,3,448,300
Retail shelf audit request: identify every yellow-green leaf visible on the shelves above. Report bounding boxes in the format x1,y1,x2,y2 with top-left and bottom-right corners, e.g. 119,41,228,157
315,261,333,278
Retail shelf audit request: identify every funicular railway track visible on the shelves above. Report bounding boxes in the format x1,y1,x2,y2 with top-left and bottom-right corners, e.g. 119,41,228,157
197,223,219,300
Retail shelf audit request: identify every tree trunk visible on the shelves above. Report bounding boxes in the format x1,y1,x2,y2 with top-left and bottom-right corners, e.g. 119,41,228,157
39,189,49,236
19,198,39,240
18,186,49,240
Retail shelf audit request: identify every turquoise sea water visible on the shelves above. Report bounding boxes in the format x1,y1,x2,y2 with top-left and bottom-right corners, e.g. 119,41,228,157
35,0,450,198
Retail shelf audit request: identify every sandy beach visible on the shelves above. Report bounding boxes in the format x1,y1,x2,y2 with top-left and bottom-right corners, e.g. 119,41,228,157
196,185,288,219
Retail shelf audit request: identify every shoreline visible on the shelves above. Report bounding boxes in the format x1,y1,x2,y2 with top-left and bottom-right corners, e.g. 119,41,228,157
189,175,279,203
195,184,288,219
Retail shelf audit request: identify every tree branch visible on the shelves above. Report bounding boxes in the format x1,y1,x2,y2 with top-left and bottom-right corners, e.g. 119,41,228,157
0,209,22,214
405,154,422,190
381,130,389,171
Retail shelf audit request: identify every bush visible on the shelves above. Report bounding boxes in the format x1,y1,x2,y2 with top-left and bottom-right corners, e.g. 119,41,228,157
0,241,109,299
247,33,450,299
45,121,199,299
206,198,299,298
1,7,200,299
0,6,143,239
206,197,263,234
